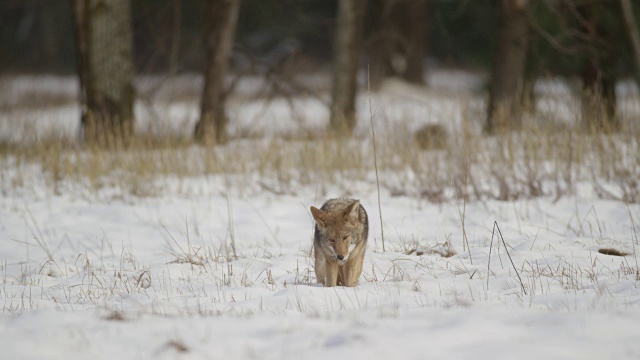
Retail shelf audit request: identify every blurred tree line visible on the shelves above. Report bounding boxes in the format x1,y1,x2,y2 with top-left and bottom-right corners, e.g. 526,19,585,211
0,0,501,73
10,0,636,75
1,0,639,144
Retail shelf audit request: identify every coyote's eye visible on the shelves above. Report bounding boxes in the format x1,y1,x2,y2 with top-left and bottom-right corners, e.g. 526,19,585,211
330,238,335,243
343,235,349,240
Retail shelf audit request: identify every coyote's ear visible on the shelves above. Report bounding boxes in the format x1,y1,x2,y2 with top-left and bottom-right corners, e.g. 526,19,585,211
310,206,326,227
343,200,360,220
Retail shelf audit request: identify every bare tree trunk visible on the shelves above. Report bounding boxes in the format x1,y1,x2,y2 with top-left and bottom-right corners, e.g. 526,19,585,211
195,0,241,145
72,0,135,146
402,0,430,84
169,0,182,75
620,0,640,84
582,56,617,131
580,1,619,132
71,0,89,115
330,0,368,135
486,0,530,133
372,0,430,86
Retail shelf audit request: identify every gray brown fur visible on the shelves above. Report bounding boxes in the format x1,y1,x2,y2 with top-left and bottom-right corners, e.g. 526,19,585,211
310,199,368,287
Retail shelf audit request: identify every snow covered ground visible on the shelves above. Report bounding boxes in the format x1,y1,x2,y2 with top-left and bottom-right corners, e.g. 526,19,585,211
1,72,640,359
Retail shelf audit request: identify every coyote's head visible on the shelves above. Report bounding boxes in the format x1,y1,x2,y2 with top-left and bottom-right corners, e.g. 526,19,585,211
310,200,361,264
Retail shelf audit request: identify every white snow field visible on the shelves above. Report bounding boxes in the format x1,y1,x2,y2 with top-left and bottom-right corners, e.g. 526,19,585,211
1,72,640,359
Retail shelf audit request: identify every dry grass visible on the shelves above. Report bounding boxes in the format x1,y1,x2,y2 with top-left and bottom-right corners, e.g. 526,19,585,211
1,75,639,204
1,119,639,203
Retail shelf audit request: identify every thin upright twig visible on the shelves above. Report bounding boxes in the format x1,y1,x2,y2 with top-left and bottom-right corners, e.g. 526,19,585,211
490,221,527,295
626,203,639,279
367,65,385,252
224,173,238,260
456,168,472,264
487,223,494,294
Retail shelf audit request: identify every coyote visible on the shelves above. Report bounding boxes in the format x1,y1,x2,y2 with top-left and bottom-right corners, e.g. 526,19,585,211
310,199,368,287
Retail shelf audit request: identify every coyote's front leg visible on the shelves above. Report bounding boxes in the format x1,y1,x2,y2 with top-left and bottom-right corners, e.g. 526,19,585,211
343,263,356,287
323,261,339,287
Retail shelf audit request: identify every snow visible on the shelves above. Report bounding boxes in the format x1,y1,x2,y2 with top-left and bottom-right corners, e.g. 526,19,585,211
1,71,640,359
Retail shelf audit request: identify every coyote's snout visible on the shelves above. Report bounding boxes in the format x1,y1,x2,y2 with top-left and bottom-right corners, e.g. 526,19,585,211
310,199,368,287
